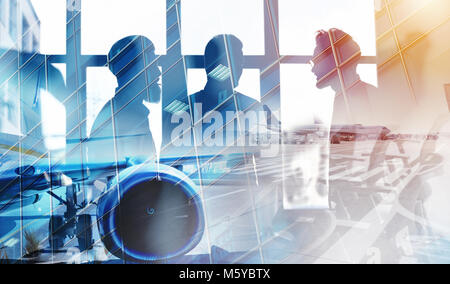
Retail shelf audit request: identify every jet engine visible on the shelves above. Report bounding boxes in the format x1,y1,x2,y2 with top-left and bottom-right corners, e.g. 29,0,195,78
97,163,204,263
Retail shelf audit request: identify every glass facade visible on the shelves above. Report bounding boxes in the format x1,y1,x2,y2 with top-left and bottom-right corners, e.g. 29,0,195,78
0,0,448,264
375,0,450,132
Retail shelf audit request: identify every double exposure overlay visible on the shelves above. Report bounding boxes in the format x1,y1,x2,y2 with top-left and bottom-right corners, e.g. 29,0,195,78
0,0,449,264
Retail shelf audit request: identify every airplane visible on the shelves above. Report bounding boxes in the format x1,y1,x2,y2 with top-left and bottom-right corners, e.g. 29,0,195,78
0,130,248,263
0,122,280,264
330,125,391,143
263,105,391,144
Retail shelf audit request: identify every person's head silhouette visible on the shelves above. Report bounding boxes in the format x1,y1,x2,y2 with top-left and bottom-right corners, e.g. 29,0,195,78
311,29,361,93
204,34,245,91
108,35,161,103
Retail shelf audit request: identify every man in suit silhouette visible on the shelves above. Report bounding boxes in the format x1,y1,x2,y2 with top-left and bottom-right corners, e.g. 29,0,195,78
311,29,376,126
186,34,265,152
88,35,161,164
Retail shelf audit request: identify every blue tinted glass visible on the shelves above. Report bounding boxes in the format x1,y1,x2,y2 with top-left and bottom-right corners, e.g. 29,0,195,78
115,71,147,102
116,55,145,87
109,37,142,74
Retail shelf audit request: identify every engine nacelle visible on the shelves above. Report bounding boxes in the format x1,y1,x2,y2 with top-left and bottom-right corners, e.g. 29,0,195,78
97,163,204,263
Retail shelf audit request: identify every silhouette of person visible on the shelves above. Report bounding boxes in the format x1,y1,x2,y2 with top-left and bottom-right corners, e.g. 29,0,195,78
88,36,160,164
311,29,382,217
185,34,265,152
311,29,387,171
272,29,382,260
306,29,436,263
312,29,375,126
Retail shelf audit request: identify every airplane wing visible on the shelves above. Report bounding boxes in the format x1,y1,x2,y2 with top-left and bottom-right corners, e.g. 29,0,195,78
0,130,257,211
0,133,46,158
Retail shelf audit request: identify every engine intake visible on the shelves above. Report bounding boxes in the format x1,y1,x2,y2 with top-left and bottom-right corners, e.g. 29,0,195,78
97,163,204,263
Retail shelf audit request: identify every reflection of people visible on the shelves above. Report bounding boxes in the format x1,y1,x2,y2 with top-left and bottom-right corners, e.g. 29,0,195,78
306,29,434,263
186,34,265,150
312,29,382,233
273,29,388,263
166,35,271,255
312,29,386,171
311,29,375,126
88,36,160,163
